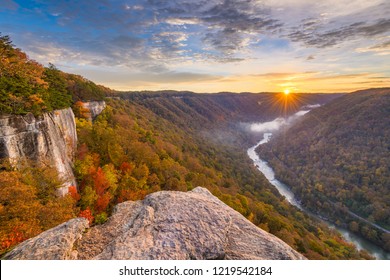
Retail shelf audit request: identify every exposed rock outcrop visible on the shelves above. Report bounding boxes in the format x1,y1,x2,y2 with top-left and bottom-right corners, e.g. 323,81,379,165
0,108,77,194
4,218,89,260
5,187,305,260
81,101,106,121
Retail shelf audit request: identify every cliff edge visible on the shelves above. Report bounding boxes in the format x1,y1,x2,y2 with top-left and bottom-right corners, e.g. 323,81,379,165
0,108,77,194
81,101,106,121
4,187,305,260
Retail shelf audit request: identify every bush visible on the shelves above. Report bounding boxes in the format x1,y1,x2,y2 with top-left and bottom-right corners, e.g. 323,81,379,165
95,212,108,225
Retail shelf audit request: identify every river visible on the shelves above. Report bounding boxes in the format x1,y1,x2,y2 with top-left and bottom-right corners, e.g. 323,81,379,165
247,120,390,260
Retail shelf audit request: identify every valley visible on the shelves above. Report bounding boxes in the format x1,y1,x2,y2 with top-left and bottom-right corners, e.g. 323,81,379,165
0,34,388,260
248,118,390,259
256,89,390,256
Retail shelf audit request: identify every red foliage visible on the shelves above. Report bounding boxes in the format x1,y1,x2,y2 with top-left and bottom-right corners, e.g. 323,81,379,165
95,193,111,213
1,227,26,251
93,167,109,196
79,208,94,225
68,186,80,201
120,162,133,174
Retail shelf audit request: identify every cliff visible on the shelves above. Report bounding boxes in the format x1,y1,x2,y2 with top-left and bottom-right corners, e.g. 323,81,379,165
4,187,305,260
0,108,77,195
81,101,106,121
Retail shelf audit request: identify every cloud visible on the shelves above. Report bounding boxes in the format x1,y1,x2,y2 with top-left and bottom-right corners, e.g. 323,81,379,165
150,71,221,83
198,0,282,54
301,73,371,82
282,1,390,49
306,55,315,60
289,19,390,48
165,18,200,25
202,28,246,55
151,32,189,59
7,0,390,64
76,67,221,85
2,0,390,92
0,0,19,11
8,0,276,67
356,40,390,55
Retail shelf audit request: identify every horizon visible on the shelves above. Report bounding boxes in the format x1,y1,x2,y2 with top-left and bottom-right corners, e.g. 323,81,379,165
108,89,348,94
1,0,390,93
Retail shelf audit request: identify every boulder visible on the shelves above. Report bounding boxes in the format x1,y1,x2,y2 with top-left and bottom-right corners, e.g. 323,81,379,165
5,187,305,260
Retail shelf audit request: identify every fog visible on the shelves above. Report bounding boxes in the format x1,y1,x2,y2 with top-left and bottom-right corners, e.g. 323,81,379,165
247,103,390,259
249,104,321,133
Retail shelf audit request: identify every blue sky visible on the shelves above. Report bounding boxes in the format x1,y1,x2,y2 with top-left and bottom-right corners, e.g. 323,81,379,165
1,0,390,92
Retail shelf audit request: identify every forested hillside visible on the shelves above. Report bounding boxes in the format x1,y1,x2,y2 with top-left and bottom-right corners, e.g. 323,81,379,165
70,97,371,259
118,91,340,147
0,34,107,116
258,88,390,251
0,35,372,259
120,90,339,127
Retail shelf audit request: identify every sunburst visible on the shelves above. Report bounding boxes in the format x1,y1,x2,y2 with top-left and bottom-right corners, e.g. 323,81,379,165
262,90,309,118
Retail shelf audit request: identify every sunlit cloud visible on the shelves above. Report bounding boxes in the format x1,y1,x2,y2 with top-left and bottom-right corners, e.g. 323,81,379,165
1,0,389,92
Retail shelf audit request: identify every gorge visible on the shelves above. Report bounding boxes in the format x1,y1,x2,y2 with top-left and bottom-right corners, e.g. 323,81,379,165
247,103,390,259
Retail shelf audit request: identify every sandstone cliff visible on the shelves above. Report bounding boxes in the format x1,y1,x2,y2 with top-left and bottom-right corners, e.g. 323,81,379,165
81,101,106,121
4,187,305,260
0,108,77,195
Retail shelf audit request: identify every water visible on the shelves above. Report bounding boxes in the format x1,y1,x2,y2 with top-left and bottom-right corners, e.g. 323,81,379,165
247,133,301,209
248,131,390,260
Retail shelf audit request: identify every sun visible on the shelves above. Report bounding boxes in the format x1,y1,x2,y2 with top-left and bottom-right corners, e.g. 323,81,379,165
266,88,304,117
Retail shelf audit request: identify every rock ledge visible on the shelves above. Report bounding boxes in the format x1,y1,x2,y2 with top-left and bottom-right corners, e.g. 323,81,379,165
5,187,305,260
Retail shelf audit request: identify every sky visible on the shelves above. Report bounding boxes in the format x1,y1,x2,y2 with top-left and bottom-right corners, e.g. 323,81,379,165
1,0,390,93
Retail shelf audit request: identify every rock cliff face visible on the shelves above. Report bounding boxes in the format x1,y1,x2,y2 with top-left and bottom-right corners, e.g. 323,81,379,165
81,101,106,121
4,187,305,260
0,108,77,195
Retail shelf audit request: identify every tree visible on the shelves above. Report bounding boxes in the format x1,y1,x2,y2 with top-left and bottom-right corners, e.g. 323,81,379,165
43,63,72,109
79,208,94,225
0,172,42,253
0,34,48,115
68,186,81,201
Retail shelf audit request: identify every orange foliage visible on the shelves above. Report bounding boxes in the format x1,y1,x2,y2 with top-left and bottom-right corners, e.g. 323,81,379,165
79,208,94,225
95,193,111,213
68,186,80,201
93,167,110,196
74,101,91,119
120,162,134,174
1,227,26,252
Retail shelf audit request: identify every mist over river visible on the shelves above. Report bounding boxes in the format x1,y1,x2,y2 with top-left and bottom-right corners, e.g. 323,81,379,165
247,108,390,260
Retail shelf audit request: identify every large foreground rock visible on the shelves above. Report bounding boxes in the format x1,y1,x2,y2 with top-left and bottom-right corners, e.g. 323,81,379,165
4,218,89,260
4,187,305,260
